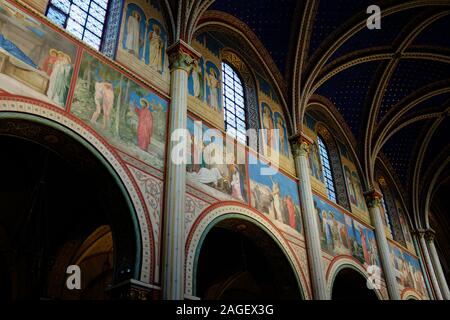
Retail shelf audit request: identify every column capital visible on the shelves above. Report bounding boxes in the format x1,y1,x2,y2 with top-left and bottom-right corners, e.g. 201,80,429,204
414,228,436,241
364,189,383,208
424,229,436,242
290,133,314,158
167,39,201,71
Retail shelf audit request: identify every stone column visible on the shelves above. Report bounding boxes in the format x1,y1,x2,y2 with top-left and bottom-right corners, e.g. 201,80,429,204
417,230,442,299
425,229,449,299
412,232,435,300
364,190,400,300
291,134,328,300
161,40,199,300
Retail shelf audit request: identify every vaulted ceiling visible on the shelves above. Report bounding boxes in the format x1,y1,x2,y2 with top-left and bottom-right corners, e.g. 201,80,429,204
199,0,450,226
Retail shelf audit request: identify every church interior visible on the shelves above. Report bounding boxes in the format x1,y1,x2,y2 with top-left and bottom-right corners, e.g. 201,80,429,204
0,0,449,301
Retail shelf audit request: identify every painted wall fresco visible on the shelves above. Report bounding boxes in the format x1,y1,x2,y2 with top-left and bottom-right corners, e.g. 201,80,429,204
0,0,76,107
390,244,428,299
189,33,224,130
71,51,168,170
117,0,170,92
308,141,324,182
304,113,370,223
303,114,330,196
313,195,380,268
342,160,367,212
395,199,415,252
248,153,302,235
337,138,369,223
186,115,248,202
257,75,295,175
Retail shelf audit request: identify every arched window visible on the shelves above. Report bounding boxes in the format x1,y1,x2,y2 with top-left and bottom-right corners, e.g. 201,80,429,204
222,62,247,144
46,0,110,50
317,135,337,202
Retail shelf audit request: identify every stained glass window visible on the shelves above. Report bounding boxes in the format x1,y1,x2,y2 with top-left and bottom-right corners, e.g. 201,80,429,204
46,0,110,50
317,135,337,202
222,62,247,144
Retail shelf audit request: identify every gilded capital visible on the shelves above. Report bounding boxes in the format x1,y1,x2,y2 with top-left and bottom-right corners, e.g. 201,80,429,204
291,140,309,157
424,229,436,242
167,40,200,72
290,133,313,158
364,190,383,208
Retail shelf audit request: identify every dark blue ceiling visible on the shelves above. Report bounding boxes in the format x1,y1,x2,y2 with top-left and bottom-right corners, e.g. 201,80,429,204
402,92,450,119
210,0,298,76
316,60,382,138
382,120,427,187
329,7,424,62
309,0,374,58
423,117,450,172
379,59,450,119
413,14,450,48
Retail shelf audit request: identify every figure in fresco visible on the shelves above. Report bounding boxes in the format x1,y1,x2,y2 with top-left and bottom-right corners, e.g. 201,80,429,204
339,223,350,249
322,211,333,251
414,269,426,296
352,171,365,210
276,116,287,156
314,201,324,239
369,237,378,266
0,33,38,68
230,164,244,201
125,11,141,57
40,48,58,76
330,212,340,250
91,80,115,129
189,59,204,99
344,166,357,205
358,226,370,265
206,67,220,111
47,51,71,106
148,24,164,72
189,134,201,172
270,177,283,223
285,194,296,229
135,98,154,151
262,107,274,156
309,142,323,181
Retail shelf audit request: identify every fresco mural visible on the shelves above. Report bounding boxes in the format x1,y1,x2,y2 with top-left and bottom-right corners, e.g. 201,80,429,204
339,146,369,223
274,112,289,156
186,116,248,202
343,164,366,212
308,141,324,182
70,51,168,170
256,75,295,175
0,0,76,107
261,102,275,156
390,244,428,298
188,57,205,100
396,199,415,251
117,0,170,91
189,33,225,130
248,153,302,234
313,195,379,267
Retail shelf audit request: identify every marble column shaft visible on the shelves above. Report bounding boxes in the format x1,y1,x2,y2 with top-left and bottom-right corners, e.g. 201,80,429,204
291,135,328,300
427,235,450,299
161,41,199,300
365,191,400,300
